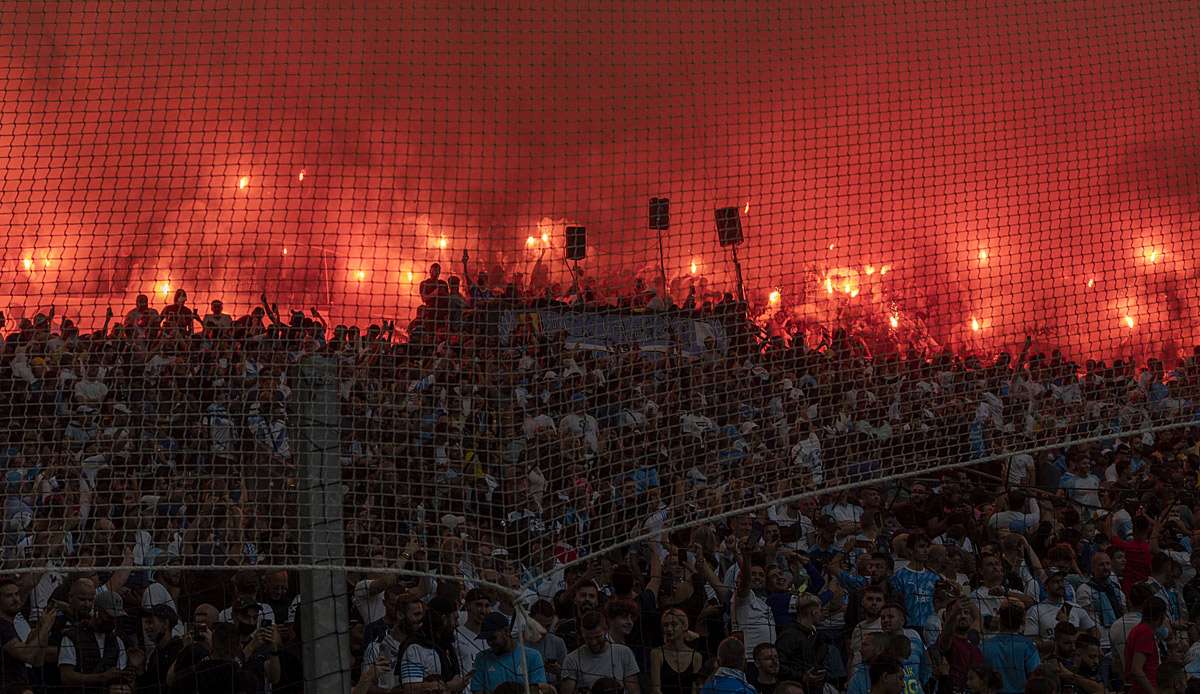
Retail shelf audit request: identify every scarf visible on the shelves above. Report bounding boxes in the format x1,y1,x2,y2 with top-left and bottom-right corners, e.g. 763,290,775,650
1086,577,1123,627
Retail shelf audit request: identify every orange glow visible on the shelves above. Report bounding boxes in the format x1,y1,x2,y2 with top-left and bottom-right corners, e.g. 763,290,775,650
824,278,833,294
438,236,448,250
1086,277,1094,288
864,265,876,276
355,270,367,281
841,280,852,294
526,236,537,247
744,201,750,215
157,281,171,297
828,243,836,251
970,317,981,332
282,248,288,255
1123,315,1135,329
689,259,698,274
768,290,780,305
297,170,305,181
22,258,32,271
540,232,550,244
889,314,899,328
238,176,249,190
406,270,414,283
978,249,989,264
879,265,890,275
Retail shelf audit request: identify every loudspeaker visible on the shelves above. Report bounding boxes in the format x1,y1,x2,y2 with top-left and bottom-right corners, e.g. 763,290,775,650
566,226,587,261
715,207,743,247
649,197,670,230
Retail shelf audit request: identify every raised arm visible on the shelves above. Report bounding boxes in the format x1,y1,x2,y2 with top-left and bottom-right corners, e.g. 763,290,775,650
735,538,752,599
260,292,284,326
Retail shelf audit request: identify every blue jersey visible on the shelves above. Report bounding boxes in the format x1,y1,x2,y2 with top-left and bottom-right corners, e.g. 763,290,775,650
891,567,940,629
981,633,1040,694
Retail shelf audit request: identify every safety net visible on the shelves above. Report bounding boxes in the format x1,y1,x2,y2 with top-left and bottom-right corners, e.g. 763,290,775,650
1,1,1200,692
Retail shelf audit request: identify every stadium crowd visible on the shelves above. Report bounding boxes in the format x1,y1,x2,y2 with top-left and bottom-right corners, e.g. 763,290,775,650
0,258,1199,694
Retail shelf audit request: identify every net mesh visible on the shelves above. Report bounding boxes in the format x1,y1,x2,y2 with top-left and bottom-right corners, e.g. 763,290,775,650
2,0,1200,691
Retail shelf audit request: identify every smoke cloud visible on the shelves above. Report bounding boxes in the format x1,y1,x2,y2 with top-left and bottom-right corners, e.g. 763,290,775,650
1,1,1198,359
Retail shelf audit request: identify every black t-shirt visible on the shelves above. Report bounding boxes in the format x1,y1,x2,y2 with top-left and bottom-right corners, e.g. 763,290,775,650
0,616,30,686
138,637,186,694
173,658,256,694
753,679,777,694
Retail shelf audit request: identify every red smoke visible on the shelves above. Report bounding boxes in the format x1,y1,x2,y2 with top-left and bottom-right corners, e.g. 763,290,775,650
2,1,1199,360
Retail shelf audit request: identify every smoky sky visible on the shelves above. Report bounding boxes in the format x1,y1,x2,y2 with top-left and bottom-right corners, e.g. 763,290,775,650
1,1,1199,357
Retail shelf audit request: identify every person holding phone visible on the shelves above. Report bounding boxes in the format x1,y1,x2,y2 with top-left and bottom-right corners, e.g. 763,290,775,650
231,597,282,690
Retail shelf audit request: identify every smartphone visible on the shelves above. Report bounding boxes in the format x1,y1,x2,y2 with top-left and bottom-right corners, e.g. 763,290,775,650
262,618,273,628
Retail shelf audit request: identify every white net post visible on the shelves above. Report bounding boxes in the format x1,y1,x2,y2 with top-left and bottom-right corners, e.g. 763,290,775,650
297,355,352,693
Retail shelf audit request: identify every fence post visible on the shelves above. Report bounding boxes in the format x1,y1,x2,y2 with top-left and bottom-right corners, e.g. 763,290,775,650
297,355,351,693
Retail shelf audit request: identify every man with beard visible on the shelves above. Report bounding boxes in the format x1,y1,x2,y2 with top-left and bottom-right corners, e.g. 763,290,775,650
732,539,776,664
560,612,641,694
455,588,493,681
399,599,472,694
842,552,895,635
135,604,183,694
554,578,600,652
262,571,301,631
231,596,282,692
0,578,57,689
934,598,982,693
470,613,548,694
1058,633,1106,694
1022,572,1097,644
848,585,887,671
44,577,100,691
970,555,1036,629
1074,552,1125,652
58,590,133,692
361,598,422,694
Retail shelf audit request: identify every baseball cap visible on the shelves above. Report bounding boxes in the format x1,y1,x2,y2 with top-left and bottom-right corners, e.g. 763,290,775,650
95,591,126,618
135,603,179,626
233,596,260,613
478,612,510,640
